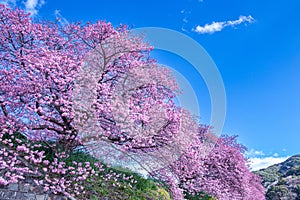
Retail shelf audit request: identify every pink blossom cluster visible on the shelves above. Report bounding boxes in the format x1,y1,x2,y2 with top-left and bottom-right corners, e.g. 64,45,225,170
152,127,266,199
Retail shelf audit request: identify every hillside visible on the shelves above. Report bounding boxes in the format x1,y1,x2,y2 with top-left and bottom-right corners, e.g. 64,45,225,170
255,154,300,200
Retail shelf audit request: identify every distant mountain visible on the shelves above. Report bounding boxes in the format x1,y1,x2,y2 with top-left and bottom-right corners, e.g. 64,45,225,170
254,154,300,200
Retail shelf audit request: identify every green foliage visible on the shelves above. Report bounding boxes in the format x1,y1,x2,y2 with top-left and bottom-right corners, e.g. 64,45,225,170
57,147,170,199
79,167,171,200
1,132,59,162
256,154,300,199
62,151,98,166
53,148,172,199
266,185,288,199
31,141,57,162
277,178,287,185
184,191,215,200
295,184,300,196
1,131,27,147
255,165,281,183
286,166,300,176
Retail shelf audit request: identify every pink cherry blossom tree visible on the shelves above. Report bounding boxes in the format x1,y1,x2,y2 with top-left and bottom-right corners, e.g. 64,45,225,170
151,128,266,200
0,5,197,197
0,4,265,200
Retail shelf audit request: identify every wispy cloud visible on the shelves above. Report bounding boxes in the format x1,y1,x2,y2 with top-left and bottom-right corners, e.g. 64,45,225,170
180,9,191,33
193,15,255,34
245,148,265,157
181,26,188,33
249,156,290,171
54,9,69,26
24,0,45,16
1,0,45,17
183,17,188,24
273,152,279,157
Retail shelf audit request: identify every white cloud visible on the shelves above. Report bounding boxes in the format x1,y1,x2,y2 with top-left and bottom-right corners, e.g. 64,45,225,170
193,15,255,34
249,156,290,171
183,17,188,23
180,9,191,15
273,152,279,157
54,9,69,26
245,148,265,157
180,9,191,33
181,26,188,33
1,0,45,16
24,0,45,16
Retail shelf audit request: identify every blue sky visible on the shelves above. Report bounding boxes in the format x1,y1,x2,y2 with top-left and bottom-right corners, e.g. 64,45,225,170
2,0,299,170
